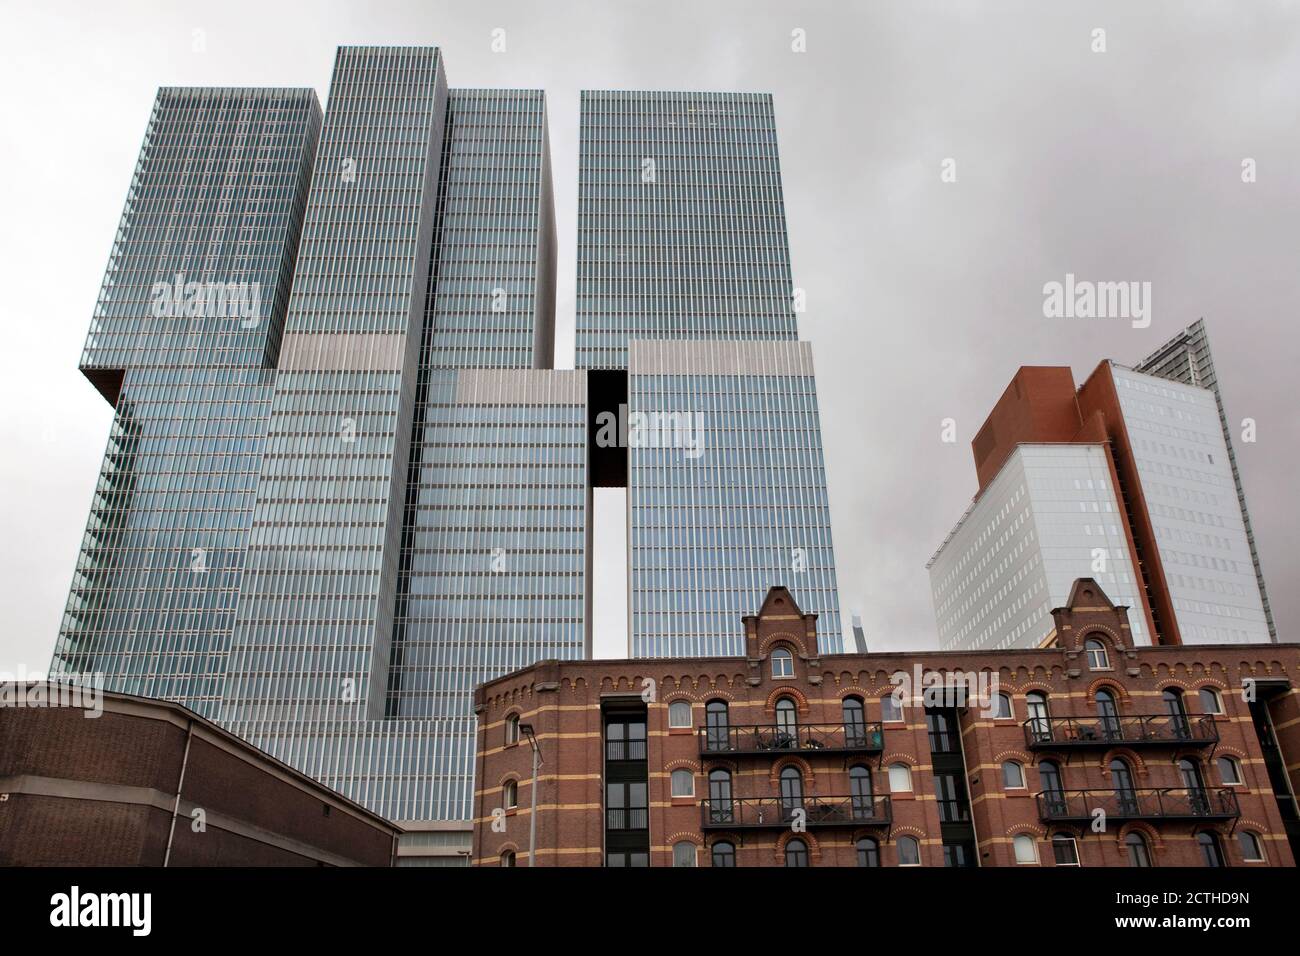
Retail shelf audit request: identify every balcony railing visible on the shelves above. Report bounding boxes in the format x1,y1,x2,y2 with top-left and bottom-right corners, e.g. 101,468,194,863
1036,787,1239,822
698,722,885,757
605,738,648,762
700,794,892,830
1023,714,1218,750
606,807,649,831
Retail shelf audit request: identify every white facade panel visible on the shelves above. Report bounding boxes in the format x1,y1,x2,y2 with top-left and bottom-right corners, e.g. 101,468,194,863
928,444,1146,651
1112,365,1270,644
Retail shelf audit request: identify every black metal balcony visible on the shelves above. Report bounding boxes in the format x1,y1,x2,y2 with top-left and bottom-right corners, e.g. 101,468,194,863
700,794,892,830
605,738,647,762
1036,787,1239,823
1023,714,1218,750
606,807,649,831
698,722,885,758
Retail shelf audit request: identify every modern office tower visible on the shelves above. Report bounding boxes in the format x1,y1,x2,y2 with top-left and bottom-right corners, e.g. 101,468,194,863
579,91,842,656
575,91,798,370
50,87,322,716
928,359,1274,651
424,90,556,370
627,340,840,656
1136,319,1276,640
929,442,1147,652
53,48,566,859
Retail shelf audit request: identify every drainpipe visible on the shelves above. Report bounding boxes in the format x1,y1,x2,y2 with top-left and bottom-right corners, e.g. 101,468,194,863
163,718,194,867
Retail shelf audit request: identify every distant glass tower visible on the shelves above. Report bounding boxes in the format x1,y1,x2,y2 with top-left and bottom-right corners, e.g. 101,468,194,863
1135,319,1276,641
51,87,322,717
578,91,842,656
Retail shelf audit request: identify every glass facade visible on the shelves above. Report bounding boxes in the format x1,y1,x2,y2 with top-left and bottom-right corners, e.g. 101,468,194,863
579,90,842,657
576,91,797,371
628,341,841,656
1110,366,1271,644
51,87,321,717
55,58,838,824
1134,321,1276,641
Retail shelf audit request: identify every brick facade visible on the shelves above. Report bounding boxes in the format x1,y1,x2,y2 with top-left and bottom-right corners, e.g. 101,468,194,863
473,582,1300,867
0,687,400,866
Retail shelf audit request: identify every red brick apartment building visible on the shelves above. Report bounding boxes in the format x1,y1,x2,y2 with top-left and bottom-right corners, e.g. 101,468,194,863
472,582,1300,867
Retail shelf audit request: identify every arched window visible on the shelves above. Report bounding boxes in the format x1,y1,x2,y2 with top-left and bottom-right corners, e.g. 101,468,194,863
503,779,518,810
1039,760,1066,816
992,692,1014,719
1178,758,1210,814
897,835,921,866
501,850,516,867
1026,692,1051,742
505,713,520,745
705,700,730,751
1196,830,1225,867
1051,833,1079,866
1002,760,1025,789
1110,758,1137,814
1237,831,1265,863
1085,638,1110,670
670,768,695,797
842,696,866,745
771,647,794,679
672,841,697,867
1163,688,1190,737
1013,834,1038,864
1199,687,1224,715
1216,756,1242,786
775,696,799,741
668,700,693,728
779,765,804,816
707,769,733,825
881,691,904,722
710,841,736,867
850,765,874,819
1125,831,1152,867
1096,689,1120,738
784,838,810,867
856,837,880,867
887,762,913,793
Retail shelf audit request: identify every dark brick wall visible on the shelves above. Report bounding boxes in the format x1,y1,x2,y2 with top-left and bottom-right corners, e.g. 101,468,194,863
0,696,396,866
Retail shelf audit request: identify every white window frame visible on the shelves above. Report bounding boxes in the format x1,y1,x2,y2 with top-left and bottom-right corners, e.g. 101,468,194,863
667,700,693,729
1238,831,1265,863
1013,834,1039,864
1217,756,1242,786
670,768,695,798
1051,835,1080,866
672,841,698,867
771,647,795,679
1002,760,1026,789
887,763,913,793
896,835,922,867
1084,638,1110,670
1199,687,1224,715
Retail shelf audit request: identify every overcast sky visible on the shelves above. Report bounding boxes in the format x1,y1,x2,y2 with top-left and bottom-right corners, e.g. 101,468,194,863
2,0,1297,673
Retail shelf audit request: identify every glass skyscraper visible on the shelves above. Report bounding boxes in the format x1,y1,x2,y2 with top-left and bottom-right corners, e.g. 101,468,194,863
51,86,322,718
1136,319,1276,641
53,50,843,853
578,91,842,656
